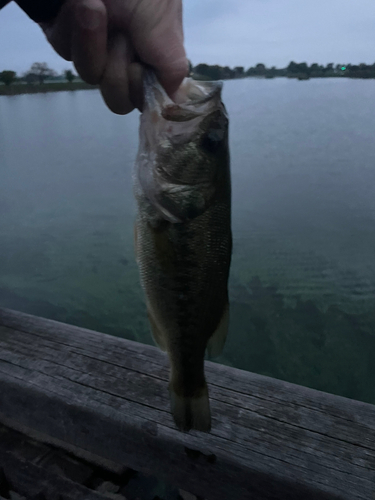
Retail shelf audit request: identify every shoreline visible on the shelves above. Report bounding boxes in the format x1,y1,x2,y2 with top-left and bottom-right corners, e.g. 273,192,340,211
0,82,98,96
1,75,374,96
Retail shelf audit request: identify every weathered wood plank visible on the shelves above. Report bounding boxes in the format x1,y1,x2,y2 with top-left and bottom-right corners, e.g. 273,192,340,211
0,451,119,500
0,423,121,500
0,421,175,500
0,307,374,500
0,328,371,481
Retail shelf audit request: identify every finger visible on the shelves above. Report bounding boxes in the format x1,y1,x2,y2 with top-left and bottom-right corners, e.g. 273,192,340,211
71,0,107,84
39,0,76,61
128,62,144,111
127,0,188,97
100,34,135,115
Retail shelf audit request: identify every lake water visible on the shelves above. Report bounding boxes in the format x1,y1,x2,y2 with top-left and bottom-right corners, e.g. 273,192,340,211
1,78,375,405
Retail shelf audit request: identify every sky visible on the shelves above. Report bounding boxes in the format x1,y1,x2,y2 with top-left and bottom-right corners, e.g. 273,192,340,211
0,0,374,75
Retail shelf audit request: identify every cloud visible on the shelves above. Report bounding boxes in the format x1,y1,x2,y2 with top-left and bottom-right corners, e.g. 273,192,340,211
0,0,374,74
184,0,375,67
0,3,74,74
184,0,240,26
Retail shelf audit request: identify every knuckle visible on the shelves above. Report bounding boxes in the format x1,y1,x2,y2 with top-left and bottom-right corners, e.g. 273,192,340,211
74,0,106,30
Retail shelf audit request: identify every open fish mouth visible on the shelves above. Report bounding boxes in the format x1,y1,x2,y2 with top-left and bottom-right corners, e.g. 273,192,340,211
135,71,228,224
143,69,224,122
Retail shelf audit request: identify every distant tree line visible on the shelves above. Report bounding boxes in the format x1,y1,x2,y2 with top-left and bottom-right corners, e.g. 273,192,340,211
2,60,375,87
191,61,375,80
0,63,77,86
285,61,375,79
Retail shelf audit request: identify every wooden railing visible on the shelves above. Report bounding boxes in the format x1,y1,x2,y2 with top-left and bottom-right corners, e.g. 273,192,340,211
0,307,374,500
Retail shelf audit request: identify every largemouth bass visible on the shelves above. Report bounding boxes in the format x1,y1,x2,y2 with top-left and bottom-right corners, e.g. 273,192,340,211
134,71,232,432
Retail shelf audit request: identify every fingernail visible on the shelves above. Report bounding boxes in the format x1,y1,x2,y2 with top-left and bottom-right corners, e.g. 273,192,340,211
76,2,102,30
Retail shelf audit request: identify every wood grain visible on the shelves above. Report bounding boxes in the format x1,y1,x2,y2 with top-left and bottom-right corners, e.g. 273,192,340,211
0,307,374,500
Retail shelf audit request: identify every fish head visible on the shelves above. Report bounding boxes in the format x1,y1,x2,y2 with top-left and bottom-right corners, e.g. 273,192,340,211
135,72,229,223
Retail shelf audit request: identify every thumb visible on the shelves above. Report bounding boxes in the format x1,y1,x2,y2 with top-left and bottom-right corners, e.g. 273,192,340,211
126,0,188,97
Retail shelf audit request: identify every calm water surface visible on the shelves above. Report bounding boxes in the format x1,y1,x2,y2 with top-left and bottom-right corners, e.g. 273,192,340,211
1,78,375,404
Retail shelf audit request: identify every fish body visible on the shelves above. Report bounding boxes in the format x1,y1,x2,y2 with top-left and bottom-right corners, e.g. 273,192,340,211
134,72,232,432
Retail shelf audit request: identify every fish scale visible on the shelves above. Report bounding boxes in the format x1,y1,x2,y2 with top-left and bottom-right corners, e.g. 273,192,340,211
134,71,232,432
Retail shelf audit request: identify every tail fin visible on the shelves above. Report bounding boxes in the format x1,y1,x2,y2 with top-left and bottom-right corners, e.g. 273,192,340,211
169,384,211,432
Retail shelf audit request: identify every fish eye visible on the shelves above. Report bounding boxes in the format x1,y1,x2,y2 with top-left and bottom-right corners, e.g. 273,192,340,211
200,128,224,154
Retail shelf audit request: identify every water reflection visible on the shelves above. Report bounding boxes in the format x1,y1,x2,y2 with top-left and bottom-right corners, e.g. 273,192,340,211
1,79,375,405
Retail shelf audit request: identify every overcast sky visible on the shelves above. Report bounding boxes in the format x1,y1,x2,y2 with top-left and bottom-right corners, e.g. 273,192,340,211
0,0,374,75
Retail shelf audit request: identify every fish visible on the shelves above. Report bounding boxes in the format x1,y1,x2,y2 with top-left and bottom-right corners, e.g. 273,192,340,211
134,71,232,432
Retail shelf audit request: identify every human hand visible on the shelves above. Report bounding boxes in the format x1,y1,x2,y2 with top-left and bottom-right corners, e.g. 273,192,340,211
40,0,188,114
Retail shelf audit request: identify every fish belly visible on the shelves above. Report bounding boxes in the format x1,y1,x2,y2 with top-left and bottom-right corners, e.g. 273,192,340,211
135,197,231,431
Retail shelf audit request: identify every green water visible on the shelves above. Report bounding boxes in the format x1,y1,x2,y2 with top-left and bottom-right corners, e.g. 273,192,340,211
1,78,375,405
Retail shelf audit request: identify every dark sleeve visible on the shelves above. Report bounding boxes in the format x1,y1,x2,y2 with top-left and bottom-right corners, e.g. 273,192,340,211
14,0,65,22
0,0,11,9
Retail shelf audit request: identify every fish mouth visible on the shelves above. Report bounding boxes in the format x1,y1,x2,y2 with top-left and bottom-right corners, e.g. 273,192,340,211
136,70,227,224
143,70,223,122
173,79,223,106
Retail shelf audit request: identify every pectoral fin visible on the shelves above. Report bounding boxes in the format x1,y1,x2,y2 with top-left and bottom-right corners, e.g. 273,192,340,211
134,223,139,263
206,304,229,359
147,304,167,352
